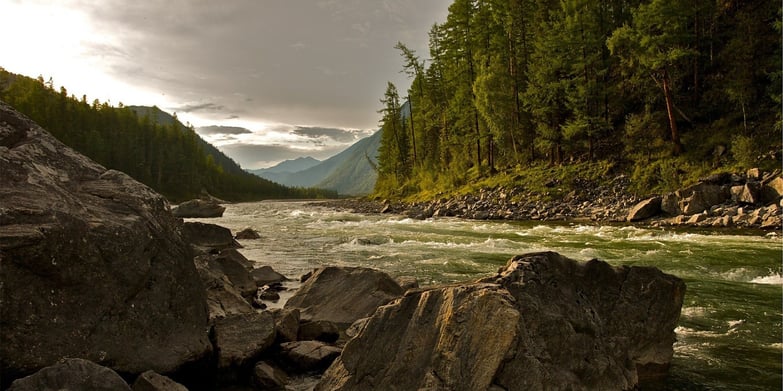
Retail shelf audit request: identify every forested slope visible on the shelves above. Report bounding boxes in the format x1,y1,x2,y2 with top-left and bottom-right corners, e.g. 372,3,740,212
376,0,781,199
0,69,336,202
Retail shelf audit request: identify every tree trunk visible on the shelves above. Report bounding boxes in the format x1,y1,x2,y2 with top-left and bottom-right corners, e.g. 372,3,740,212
661,69,682,155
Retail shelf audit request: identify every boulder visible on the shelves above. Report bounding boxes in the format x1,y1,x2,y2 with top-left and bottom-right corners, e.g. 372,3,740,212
213,312,276,370
298,320,340,343
270,308,300,343
251,265,289,286
132,371,188,391
280,341,342,372
626,196,662,222
284,266,404,328
212,253,257,298
317,252,684,391
171,199,225,218
252,361,288,390
216,248,254,269
660,192,681,216
761,177,783,203
747,167,761,180
195,256,254,321
8,358,130,391
235,227,261,240
181,222,241,254
738,182,762,204
0,102,211,384
678,183,728,215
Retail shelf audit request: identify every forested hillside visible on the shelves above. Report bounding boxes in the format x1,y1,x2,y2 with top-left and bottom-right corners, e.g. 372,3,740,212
376,0,781,199
0,69,336,202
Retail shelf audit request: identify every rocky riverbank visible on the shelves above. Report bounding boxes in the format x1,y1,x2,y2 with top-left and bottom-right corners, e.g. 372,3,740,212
317,169,783,230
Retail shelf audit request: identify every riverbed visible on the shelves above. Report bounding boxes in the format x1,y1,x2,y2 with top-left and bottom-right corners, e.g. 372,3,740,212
191,200,782,390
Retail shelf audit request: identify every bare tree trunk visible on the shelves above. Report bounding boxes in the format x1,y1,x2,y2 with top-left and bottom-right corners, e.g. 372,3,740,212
662,69,682,155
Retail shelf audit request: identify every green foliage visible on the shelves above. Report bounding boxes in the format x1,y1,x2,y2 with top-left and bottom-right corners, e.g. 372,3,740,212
0,69,336,202
373,0,780,201
731,135,759,170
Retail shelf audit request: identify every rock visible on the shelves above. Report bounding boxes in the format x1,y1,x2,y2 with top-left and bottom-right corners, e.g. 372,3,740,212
687,213,708,224
280,341,342,372
747,167,761,180
700,172,732,184
213,312,276,370
252,362,288,390
212,253,257,298
739,182,762,204
345,318,370,339
284,266,404,329
730,185,745,202
270,308,300,343
627,196,662,222
215,248,254,269
0,102,211,384
396,276,419,291
132,371,187,391
171,199,225,218
251,265,289,286
195,256,254,321
8,358,130,391
235,227,261,240
660,192,681,216
299,320,340,343
761,215,782,229
678,183,728,215
181,222,241,254
317,252,684,391
762,177,783,203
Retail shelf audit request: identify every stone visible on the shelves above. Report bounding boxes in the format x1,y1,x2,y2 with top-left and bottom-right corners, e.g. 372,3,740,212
299,320,340,343
677,183,728,215
280,341,342,371
761,215,782,229
235,227,261,240
317,252,684,391
132,371,188,391
215,248,254,269
747,167,761,180
270,308,300,343
195,256,254,321
181,222,241,254
252,362,288,390
251,265,288,286
730,185,745,202
212,253,257,298
660,193,681,216
687,213,708,224
8,358,130,391
627,196,662,222
171,199,225,218
739,182,762,204
284,266,404,329
213,312,276,370
761,177,783,203
0,102,211,384
396,276,419,291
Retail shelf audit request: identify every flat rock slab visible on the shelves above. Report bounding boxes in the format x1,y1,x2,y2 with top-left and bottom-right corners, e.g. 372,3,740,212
213,312,276,369
8,358,130,391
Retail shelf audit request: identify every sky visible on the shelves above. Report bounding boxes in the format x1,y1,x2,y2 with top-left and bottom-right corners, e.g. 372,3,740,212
1,0,451,168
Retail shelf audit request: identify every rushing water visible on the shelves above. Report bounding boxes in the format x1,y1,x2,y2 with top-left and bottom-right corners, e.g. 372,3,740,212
191,200,782,390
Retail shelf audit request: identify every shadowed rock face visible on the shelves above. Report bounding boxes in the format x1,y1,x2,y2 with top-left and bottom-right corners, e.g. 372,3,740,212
317,252,685,391
0,101,211,384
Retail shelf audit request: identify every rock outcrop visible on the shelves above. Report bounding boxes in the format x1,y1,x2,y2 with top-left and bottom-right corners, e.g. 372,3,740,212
131,370,188,391
317,252,685,391
284,266,405,329
0,102,211,385
171,199,225,218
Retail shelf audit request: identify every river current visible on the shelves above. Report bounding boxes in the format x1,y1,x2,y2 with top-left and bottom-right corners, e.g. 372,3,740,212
191,200,782,390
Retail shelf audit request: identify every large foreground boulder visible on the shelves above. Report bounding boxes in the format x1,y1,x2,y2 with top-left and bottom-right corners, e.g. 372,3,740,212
0,102,211,384
317,252,685,390
284,266,405,328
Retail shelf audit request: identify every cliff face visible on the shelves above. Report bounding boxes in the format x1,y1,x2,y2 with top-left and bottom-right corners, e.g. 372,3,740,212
0,101,211,385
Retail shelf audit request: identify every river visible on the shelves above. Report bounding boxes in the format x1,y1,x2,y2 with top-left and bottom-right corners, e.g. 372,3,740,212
191,200,782,390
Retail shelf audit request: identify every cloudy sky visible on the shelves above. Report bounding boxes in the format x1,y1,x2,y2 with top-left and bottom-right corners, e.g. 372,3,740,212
1,0,451,168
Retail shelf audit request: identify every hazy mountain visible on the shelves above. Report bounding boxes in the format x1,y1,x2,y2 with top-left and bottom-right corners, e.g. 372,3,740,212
249,130,381,196
252,157,321,175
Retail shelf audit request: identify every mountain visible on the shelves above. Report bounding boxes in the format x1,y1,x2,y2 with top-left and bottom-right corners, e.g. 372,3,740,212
130,106,246,176
249,130,381,196
252,157,321,175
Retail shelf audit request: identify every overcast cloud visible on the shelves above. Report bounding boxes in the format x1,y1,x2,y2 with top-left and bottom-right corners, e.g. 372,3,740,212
1,0,450,168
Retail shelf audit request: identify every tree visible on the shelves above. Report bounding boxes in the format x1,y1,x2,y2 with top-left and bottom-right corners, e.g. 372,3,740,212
607,0,696,155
